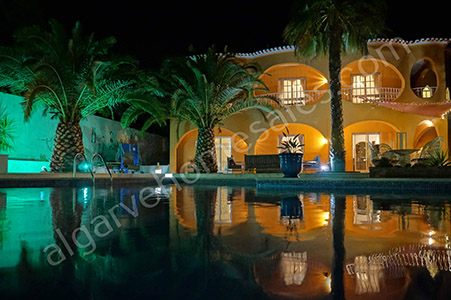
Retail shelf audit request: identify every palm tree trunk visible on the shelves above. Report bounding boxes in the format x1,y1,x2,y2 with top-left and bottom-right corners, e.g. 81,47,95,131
50,121,84,172
328,24,346,172
194,127,218,173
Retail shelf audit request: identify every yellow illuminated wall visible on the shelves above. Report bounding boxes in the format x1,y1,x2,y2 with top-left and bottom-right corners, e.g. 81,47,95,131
254,123,329,163
175,128,248,173
341,59,404,91
259,63,329,96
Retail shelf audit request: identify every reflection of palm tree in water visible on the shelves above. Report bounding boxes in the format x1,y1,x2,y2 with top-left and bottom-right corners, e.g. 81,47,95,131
49,187,85,290
331,194,346,300
10,189,86,299
194,186,218,249
50,188,84,257
192,186,282,297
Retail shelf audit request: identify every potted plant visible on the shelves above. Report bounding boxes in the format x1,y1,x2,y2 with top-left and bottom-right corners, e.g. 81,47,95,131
278,128,304,178
0,105,15,173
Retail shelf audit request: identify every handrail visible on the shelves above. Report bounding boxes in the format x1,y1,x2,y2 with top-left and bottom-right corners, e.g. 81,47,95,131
260,90,328,107
91,153,113,184
341,87,402,103
260,87,403,106
73,153,94,181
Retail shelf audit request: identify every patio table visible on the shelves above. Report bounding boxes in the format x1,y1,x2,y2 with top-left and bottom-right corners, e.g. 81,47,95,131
386,149,419,166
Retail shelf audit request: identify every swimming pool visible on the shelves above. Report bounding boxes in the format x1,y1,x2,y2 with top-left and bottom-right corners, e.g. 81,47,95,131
0,184,450,299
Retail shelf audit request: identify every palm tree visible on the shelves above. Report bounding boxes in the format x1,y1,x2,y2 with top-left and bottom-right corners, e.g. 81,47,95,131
122,47,280,173
0,104,15,152
0,20,136,172
283,0,387,171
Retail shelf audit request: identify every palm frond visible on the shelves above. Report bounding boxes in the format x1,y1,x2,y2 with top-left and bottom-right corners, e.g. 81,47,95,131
0,104,16,152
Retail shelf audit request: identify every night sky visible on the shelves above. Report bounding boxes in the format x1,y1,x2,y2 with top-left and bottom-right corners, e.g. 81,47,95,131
1,0,450,69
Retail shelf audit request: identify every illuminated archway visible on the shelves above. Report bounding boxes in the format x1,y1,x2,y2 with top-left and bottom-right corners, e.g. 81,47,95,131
254,123,329,163
410,58,438,99
174,128,248,173
258,63,329,105
413,120,438,148
344,121,399,172
341,58,404,103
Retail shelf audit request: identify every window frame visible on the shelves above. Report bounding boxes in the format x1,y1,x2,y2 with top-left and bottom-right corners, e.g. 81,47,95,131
350,73,380,103
278,77,307,105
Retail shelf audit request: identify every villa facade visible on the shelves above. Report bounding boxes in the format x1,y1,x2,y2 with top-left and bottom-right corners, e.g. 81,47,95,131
170,38,451,173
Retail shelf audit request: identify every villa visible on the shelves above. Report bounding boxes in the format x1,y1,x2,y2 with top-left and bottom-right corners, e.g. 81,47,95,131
170,38,451,173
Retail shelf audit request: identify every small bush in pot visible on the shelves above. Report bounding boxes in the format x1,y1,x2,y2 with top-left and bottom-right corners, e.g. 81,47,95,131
278,128,304,178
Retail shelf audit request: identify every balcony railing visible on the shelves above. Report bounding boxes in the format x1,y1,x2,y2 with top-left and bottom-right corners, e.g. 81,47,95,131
260,87,402,107
341,87,402,103
411,86,437,99
259,90,328,107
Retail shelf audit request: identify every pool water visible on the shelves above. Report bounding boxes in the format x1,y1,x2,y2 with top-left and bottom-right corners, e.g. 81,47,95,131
1,185,451,299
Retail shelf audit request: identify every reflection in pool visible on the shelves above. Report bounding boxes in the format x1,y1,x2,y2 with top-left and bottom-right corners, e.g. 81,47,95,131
1,185,451,299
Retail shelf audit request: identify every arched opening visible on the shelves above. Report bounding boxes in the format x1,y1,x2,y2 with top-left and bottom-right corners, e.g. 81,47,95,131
175,128,248,173
344,121,399,172
341,58,404,103
413,120,438,149
258,63,329,106
254,123,329,164
410,58,438,99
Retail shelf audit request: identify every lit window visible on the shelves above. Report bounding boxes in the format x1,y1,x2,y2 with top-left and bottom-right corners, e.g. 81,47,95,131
351,74,379,103
279,78,306,105
422,85,432,98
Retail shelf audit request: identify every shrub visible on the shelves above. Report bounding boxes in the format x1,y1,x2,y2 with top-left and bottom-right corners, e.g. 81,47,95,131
425,149,451,167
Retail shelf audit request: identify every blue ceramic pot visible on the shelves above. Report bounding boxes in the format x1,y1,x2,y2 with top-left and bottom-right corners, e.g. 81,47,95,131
279,153,303,178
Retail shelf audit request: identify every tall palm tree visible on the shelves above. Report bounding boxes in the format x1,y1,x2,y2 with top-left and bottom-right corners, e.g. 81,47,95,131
283,0,387,172
0,20,136,172
122,47,280,173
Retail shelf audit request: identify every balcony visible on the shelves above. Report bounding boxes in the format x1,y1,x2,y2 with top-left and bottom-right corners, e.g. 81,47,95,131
260,90,328,107
411,86,437,99
260,87,402,107
341,87,403,103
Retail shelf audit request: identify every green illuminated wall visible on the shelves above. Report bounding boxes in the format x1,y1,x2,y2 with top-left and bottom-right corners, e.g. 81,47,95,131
0,92,169,172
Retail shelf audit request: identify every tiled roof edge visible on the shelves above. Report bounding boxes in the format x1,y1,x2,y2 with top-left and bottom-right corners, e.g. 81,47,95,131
367,37,451,45
235,38,451,58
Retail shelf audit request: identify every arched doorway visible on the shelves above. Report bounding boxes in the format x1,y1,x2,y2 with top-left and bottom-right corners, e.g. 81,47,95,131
341,58,404,103
344,121,399,172
258,63,329,106
413,120,438,149
175,128,248,173
254,123,329,164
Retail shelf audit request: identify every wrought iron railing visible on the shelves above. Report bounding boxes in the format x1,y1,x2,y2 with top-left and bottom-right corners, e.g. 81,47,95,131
411,86,437,99
341,87,402,103
260,87,402,107
259,90,328,107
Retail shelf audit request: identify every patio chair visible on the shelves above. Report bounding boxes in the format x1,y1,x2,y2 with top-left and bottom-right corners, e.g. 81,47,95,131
368,142,381,164
118,143,140,172
226,156,243,173
379,143,398,162
412,136,444,164
419,136,444,159
369,142,398,166
303,155,321,173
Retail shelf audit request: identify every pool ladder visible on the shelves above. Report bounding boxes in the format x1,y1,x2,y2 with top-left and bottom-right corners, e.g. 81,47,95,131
73,153,113,185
